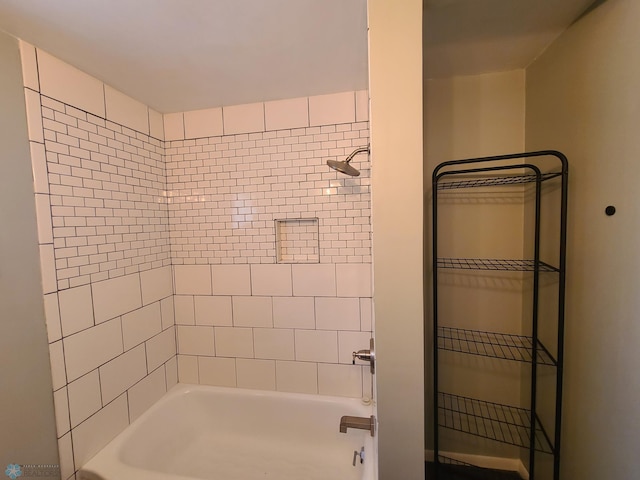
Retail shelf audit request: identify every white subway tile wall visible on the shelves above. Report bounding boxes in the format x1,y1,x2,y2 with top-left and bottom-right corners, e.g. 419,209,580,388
165,120,371,265
41,94,170,290
21,44,373,480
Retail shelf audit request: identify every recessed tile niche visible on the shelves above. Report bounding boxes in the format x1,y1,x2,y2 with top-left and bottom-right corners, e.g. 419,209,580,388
275,218,320,264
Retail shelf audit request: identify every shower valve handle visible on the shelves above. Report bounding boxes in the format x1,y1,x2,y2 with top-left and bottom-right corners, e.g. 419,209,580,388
352,338,375,374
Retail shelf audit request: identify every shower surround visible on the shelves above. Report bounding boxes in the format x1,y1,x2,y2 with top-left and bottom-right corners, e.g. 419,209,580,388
19,42,372,479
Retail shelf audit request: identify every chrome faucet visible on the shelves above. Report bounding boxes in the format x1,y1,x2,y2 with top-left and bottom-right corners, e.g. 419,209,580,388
339,415,376,436
352,338,375,374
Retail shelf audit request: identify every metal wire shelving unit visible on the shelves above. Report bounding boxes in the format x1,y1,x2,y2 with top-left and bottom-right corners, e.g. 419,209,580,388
437,327,556,365
432,151,568,480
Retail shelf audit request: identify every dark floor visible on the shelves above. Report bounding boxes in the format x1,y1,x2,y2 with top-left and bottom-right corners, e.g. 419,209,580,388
426,462,522,480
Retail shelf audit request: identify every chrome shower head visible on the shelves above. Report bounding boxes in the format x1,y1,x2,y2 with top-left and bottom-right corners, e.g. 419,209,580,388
327,145,369,177
327,159,361,177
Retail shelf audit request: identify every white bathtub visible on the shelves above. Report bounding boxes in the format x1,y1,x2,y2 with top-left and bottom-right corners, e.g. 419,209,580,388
79,384,377,480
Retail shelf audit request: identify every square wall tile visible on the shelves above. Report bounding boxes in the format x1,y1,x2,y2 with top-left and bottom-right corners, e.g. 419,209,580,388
149,108,165,140
338,331,372,364
19,40,39,91
275,361,318,394
146,327,176,371
264,97,309,131
53,387,70,437
254,328,294,360
38,49,105,117
34,193,53,244
223,102,265,135
67,369,102,427
184,107,223,139
336,264,372,297
211,265,251,295
195,296,232,326
49,340,66,390
104,85,149,135
355,90,369,122
177,325,215,356
272,297,315,329
163,112,184,141
24,88,44,143
177,355,199,384
174,265,212,295
39,244,57,294
166,356,178,390
92,274,142,324
318,363,363,398
160,296,175,329
294,330,338,363
121,303,162,351
71,394,129,469
140,266,173,305
315,297,360,331
63,318,123,382
360,298,372,331
30,142,49,194
58,433,74,480
174,295,195,325
292,264,336,297
43,292,62,343
232,296,273,327
236,359,275,391
99,345,147,404
214,327,254,358
251,264,292,296
362,366,372,401
128,367,166,422
198,357,237,387
58,284,94,336
309,92,355,126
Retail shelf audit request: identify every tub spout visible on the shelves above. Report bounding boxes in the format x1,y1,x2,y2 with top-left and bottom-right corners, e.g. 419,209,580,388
339,415,376,436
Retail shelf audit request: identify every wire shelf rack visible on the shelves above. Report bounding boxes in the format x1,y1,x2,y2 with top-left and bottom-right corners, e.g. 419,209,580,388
437,172,561,190
438,392,553,454
436,258,559,273
436,456,523,480
438,327,556,365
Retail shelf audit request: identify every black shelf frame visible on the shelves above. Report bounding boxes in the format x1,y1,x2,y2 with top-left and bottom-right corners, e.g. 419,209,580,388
432,151,568,480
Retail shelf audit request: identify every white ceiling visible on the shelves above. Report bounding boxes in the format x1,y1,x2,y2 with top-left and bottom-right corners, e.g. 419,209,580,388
0,0,595,112
0,0,369,113
424,0,596,78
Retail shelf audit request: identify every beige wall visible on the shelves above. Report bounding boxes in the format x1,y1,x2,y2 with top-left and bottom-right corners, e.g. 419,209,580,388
424,71,528,461
425,71,525,163
369,0,425,478
0,31,59,471
526,0,640,477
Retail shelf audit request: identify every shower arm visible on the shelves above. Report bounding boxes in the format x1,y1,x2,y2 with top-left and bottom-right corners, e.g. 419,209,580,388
344,145,370,165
